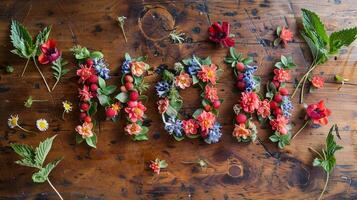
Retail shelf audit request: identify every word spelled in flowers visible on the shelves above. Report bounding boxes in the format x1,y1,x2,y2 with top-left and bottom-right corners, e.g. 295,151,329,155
115,53,150,141
155,56,223,144
225,48,260,142
71,45,117,148
11,135,64,200
10,20,68,92
264,55,296,148
292,9,357,103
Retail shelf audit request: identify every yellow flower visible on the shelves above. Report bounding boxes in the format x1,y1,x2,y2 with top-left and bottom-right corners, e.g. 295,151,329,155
8,115,19,128
62,101,73,113
36,119,49,132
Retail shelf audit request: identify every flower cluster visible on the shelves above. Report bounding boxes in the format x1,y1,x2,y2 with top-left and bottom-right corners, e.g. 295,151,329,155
155,56,223,144
115,53,150,141
71,45,116,148
149,158,168,175
225,48,260,142
264,55,296,148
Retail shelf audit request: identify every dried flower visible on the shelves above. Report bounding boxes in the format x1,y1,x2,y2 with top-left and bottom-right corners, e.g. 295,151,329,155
169,30,185,44
117,16,127,43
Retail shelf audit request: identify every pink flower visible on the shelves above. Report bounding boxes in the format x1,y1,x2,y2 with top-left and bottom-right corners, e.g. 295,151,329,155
157,98,169,114
75,122,93,138
131,61,147,77
78,85,93,102
197,64,217,84
77,64,97,83
125,101,147,122
311,76,324,89
232,124,251,139
124,123,142,135
280,27,293,47
204,85,219,102
197,111,216,133
208,22,235,47
38,39,61,64
270,115,289,135
273,69,290,83
240,92,260,113
182,119,199,135
175,72,192,89
257,99,271,118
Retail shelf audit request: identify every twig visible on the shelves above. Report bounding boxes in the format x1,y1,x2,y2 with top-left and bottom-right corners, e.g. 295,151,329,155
47,178,64,200
32,57,51,93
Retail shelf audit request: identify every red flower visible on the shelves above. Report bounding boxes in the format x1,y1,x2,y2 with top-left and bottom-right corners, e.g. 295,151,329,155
240,92,260,113
270,115,289,135
311,76,324,89
273,68,290,83
149,162,160,174
257,99,271,118
77,64,97,83
182,119,199,135
306,100,331,125
208,22,235,47
38,39,61,64
78,85,93,102
279,27,293,47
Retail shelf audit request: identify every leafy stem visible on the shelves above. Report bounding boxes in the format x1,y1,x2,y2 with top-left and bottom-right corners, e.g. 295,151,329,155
32,56,51,93
291,120,310,140
21,58,30,77
291,60,316,101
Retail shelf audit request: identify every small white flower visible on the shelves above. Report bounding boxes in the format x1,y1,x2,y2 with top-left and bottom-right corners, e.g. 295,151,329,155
8,114,19,128
36,119,49,132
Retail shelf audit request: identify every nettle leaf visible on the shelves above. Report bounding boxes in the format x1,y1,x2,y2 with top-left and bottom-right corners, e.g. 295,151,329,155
10,20,34,58
35,135,57,166
329,27,357,54
301,8,329,47
85,134,97,148
15,158,38,168
32,158,62,183
11,143,35,159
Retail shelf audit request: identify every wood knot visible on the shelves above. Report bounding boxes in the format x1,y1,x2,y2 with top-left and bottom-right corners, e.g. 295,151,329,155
227,157,244,178
138,6,175,41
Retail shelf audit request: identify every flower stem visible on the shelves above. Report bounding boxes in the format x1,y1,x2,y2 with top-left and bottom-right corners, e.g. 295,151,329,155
47,178,64,200
308,147,323,159
291,120,309,140
62,110,66,120
17,125,34,133
291,61,317,99
32,100,48,102
32,57,51,93
318,172,329,200
120,26,128,43
21,58,30,77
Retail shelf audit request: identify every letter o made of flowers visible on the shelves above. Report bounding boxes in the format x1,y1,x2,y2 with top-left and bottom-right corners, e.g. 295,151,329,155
155,56,223,144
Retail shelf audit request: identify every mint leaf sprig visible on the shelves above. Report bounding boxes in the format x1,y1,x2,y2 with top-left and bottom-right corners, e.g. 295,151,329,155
309,124,343,200
292,9,357,103
11,135,64,200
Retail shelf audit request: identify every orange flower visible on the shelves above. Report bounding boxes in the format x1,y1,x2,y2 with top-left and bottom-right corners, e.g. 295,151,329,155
257,99,271,118
311,76,324,89
232,124,251,139
175,72,192,89
240,92,260,113
197,111,216,132
124,123,142,135
280,26,293,46
131,61,147,77
75,122,93,138
197,64,217,84
270,115,289,135
273,69,291,83
157,98,169,114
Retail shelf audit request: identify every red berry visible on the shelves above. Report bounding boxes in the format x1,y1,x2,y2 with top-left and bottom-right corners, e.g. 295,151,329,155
237,73,244,81
84,116,92,123
120,86,127,92
127,101,138,108
236,62,245,72
236,114,247,124
80,103,90,111
124,75,134,83
204,105,211,111
88,75,98,84
270,101,278,110
106,108,117,118
274,94,283,103
129,91,139,101
90,84,98,92
79,112,87,120
213,100,221,109
272,80,280,88
279,87,289,96
236,81,246,91
274,108,283,116
125,82,134,91
86,59,94,67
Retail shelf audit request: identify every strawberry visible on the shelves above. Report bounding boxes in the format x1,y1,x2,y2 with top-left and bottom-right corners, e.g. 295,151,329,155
236,114,247,124
129,91,139,101
125,82,134,91
106,108,117,118
120,85,127,92
90,83,98,92
79,112,87,120
236,81,246,91
279,87,289,96
274,94,283,103
88,75,98,84
213,100,221,109
86,58,94,67
80,103,90,111
84,116,92,123
236,62,245,72
124,75,134,83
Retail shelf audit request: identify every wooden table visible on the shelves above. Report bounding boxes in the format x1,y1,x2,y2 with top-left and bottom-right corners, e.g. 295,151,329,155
1,0,356,199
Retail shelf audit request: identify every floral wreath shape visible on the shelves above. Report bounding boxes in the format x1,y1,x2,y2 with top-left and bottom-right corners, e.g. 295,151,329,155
225,48,261,142
71,45,117,148
114,53,151,141
155,55,223,144
263,55,296,148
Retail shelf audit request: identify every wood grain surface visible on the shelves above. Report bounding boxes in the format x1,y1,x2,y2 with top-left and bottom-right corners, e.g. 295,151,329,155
0,0,357,199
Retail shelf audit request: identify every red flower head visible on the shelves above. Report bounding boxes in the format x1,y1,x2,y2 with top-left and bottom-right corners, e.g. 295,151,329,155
77,64,97,83
270,115,289,135
182,119,199,135
273,68,291,83
306,100,331,125
78,85,93,102
257,99,271,118
311,76,324,89
208,22,235,47
240,92,260,113
38,39,61,64
279,27,293,46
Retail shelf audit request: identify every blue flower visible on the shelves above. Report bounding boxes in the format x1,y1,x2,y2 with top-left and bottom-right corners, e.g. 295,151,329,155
121,58,131,74
186,58,201,75
93,58,110,79
242,65,258,92
155,81,171,97
205,122,222,144
164,117,183,137
281,96,293,118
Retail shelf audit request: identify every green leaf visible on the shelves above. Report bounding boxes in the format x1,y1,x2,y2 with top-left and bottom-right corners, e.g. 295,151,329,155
165,105,177,117
76,134,84,144
85,134,97,148
269,135,279,142
281,55,288,66
192,75,199,85
100,85,117,95
51,57,69,88
15,158,37,168
329,27,357,54
32,158,62,183
11,143,35,159
301,8,329,47
70,45,90,60
98,77,106,89
273,38,281,47
34,135,57,166
87,101,98,116
133,131,149,141
158,160,168,168
10,20,34,58
115,92,129,103
192,108,203,119
301,31,329,64
276,26,282,36
97,94,111,106
242,57,253,65
90,51,104,59
124,53,131,60
35,26,51,55
313,158,322,166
